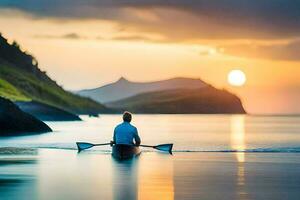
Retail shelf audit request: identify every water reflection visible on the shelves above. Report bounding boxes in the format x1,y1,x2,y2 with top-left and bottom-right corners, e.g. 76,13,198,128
138,154,174,200
38,150,114,200
230,115,246,162
112,158,139,200
0,155,37,200
230,115,248,199
111,154,174,200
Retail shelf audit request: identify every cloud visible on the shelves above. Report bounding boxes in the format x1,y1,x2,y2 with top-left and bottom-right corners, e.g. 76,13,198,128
2,1,300,61
112,35,151,41
62,33,83,39
111,35,163,42
221,39,300,61
34,33,85,39
199,48,218,56
1,0,300,40
33,32,161,42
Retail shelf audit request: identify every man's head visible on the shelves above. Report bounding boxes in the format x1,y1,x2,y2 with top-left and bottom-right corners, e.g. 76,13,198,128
123,111,132,122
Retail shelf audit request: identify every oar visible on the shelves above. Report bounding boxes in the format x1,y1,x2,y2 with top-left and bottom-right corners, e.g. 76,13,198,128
76,142,110,152
76,142,173,154
140,144,173,154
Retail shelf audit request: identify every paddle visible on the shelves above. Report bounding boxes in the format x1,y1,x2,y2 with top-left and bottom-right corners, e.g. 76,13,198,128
76,142,173,154
76,142,110,152
140,144,173,154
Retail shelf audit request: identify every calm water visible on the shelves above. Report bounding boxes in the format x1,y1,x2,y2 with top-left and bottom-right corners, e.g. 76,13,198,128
1,114,300,152
1,115,300,200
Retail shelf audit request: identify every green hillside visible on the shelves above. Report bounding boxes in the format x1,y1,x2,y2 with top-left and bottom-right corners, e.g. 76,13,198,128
107,87,246,114
0,78,30,101
0,33,112,114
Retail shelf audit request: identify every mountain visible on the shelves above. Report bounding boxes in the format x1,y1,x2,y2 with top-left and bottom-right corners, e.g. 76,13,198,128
16,101,81,121
0,97,52,136
78,77,208,103
107,87,246,114
0,33,112,115
79,76,246,114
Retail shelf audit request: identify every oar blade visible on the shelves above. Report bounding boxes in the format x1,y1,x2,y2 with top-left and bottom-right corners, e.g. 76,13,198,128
76,142,95,152
154,144,173,154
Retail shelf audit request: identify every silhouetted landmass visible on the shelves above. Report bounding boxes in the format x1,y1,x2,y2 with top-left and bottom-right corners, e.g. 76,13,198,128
79,76,246,114
0,33,112,115
16,101,81,121
78,77,207,103
0,97,52,136
107,87,246,114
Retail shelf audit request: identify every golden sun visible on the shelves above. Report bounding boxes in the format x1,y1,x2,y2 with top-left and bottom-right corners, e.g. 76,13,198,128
228,69,246,87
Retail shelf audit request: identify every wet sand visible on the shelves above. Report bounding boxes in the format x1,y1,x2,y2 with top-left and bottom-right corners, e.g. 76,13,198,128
1,149,300,200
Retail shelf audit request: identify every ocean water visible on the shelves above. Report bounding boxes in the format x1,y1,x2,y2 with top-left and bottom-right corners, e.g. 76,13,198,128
1,115,300,200
1,114,300,152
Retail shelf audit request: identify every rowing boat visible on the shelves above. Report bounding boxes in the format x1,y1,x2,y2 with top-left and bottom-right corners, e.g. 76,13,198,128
112,144,141,160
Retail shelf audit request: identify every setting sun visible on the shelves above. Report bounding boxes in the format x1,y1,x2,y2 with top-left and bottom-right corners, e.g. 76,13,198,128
228,70,247,87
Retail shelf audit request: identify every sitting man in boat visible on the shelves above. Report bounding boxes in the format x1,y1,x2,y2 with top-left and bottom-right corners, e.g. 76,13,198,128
111,111,141,146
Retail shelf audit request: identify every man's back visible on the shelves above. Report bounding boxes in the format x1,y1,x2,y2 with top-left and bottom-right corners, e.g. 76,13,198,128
114,122,140,145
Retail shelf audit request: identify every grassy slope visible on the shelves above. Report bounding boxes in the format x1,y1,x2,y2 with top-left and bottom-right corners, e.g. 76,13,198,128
0,78,30,101
0,64,112,114
107,87,246,114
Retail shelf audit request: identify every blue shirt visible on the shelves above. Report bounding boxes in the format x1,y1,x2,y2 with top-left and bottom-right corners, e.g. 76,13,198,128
113,122,141,145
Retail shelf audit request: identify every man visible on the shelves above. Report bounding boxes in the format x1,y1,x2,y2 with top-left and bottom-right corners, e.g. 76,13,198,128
111,111,141,146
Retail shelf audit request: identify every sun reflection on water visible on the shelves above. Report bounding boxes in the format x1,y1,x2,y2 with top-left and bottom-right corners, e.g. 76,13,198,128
231,115,246,162
138,154,174,200
231,115,248,199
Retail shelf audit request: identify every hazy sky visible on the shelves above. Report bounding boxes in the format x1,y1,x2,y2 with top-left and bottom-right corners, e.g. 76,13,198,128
0,0,299,114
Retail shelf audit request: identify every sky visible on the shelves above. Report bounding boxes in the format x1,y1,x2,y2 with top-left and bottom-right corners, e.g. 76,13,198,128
0,0,299,114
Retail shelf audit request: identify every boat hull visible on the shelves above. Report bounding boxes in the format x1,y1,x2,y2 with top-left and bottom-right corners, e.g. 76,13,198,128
112,144,141,160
